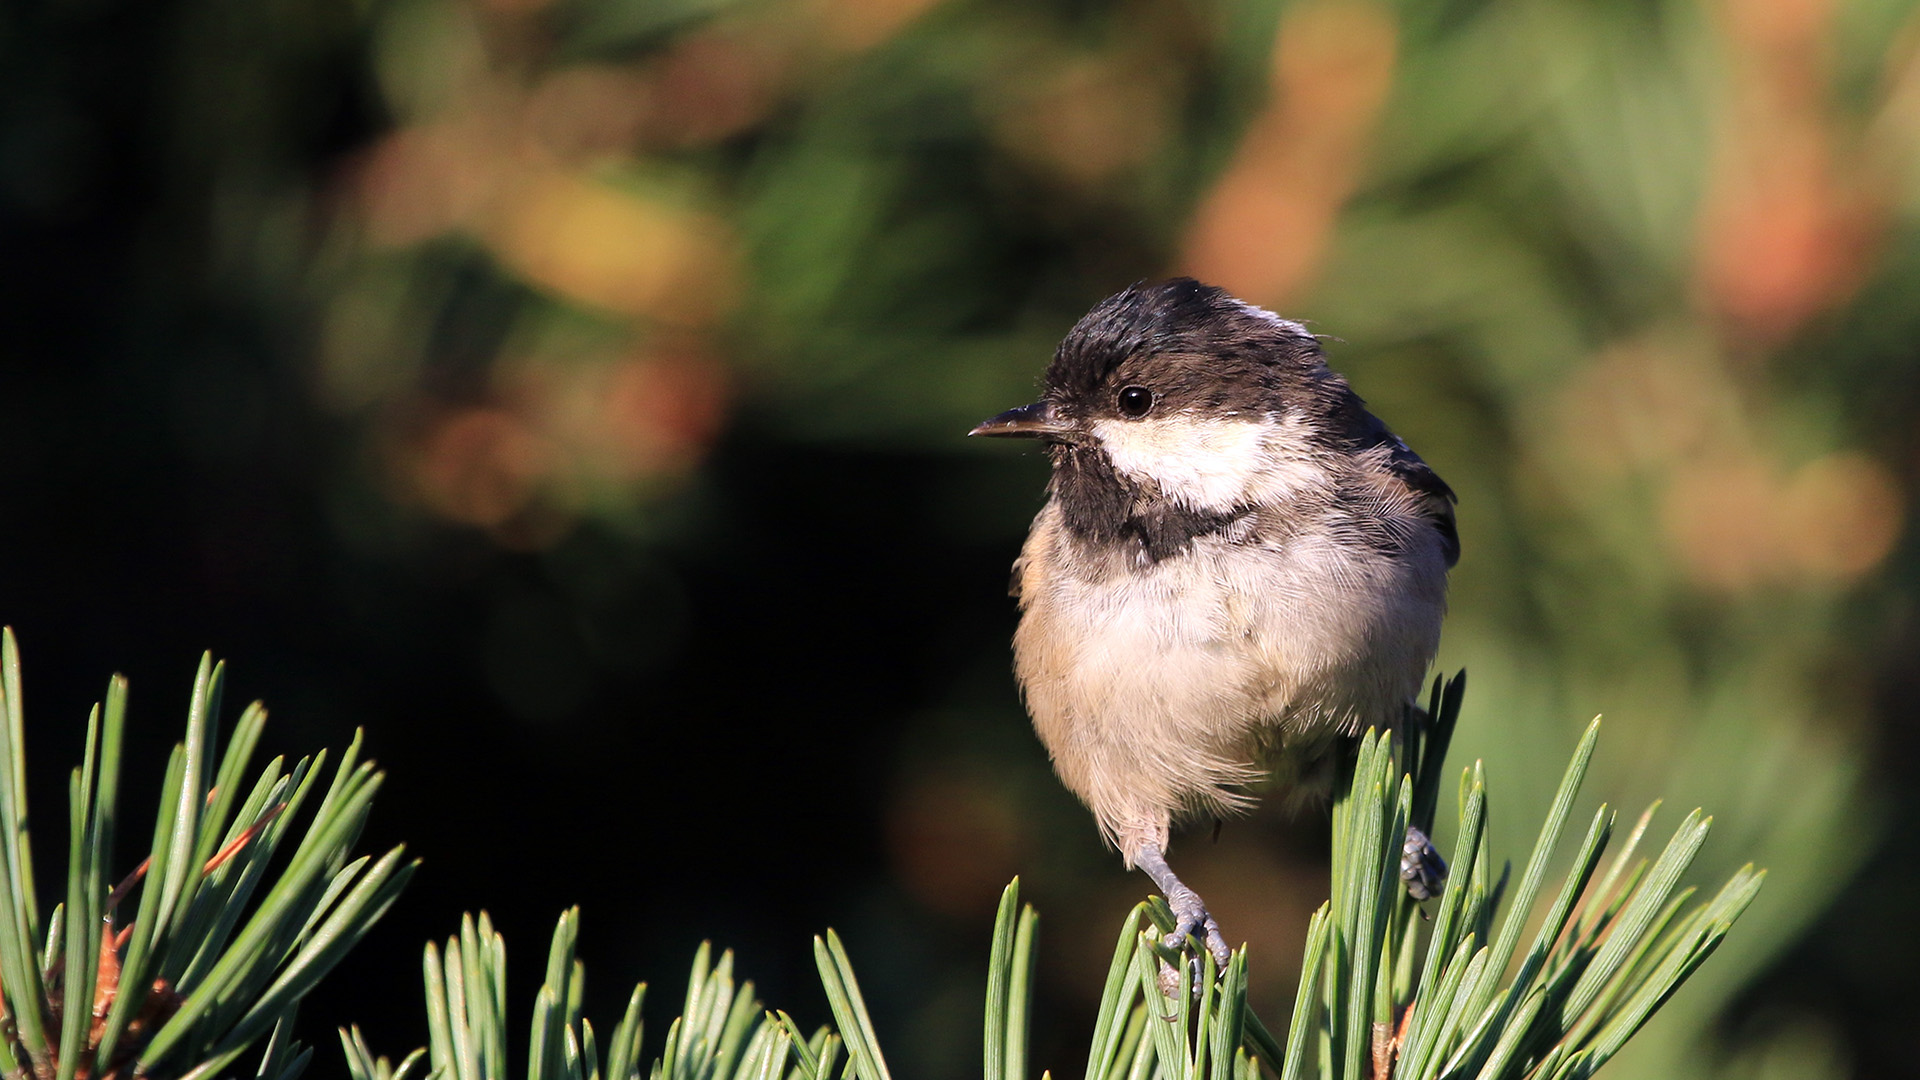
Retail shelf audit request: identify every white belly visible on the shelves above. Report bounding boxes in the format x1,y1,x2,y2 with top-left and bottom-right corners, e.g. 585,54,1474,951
1012,507,1446,854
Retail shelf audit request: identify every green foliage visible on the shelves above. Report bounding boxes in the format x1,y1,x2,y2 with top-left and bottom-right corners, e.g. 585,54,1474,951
966,674,1764,1080
1284,674,1766,1080
351,676,1755,1080
0,630,413,1080
355,909,845,1080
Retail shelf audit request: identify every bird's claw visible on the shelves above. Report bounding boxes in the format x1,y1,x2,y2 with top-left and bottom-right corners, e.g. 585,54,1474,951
1164,891,1233,972
1401,825,1448,901
1135,844,1233,979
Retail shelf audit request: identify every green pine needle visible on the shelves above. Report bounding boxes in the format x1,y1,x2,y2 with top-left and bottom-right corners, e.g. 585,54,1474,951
347,670,1759,1080
775,671,1762,1080
0,631,411,1080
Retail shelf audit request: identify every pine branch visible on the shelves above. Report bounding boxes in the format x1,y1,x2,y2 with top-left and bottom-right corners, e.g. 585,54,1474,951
0,630,412,1080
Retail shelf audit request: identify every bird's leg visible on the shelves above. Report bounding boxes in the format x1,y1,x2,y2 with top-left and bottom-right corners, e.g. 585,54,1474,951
1134,844,1232,970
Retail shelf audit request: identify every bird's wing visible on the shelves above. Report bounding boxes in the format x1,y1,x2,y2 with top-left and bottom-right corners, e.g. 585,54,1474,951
1356,415,1460,568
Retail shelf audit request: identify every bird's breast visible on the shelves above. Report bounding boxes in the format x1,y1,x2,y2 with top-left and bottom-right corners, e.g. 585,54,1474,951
1013,500,1446,750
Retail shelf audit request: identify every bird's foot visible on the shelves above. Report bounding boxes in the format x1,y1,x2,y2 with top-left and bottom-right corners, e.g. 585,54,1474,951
1401,825,1448,902
1163,888,1232,972
1134,844,1233,972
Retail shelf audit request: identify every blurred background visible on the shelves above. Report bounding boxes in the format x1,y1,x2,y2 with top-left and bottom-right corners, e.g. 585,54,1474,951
2,0,1918,1075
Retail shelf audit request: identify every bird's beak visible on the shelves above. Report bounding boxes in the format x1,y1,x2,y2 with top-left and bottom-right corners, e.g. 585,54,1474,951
968,400,1079,441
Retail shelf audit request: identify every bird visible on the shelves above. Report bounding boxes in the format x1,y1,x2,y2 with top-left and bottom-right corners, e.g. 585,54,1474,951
969,278,1457,969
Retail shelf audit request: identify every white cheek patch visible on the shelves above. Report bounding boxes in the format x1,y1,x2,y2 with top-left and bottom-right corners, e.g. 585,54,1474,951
1091,414,1325,513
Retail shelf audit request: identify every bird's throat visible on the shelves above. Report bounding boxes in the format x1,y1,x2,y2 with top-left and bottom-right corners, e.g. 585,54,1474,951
1050,446,1247,563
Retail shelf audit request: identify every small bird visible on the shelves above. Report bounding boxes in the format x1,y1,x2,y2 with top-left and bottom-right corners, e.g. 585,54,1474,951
971,279,1457,968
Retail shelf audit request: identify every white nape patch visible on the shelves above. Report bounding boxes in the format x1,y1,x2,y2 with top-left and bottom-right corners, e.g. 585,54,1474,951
1230,299,1311,338
1091,413,1328,513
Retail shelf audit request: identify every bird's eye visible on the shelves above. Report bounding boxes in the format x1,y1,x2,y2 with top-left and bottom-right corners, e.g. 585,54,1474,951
1117,386,1155,418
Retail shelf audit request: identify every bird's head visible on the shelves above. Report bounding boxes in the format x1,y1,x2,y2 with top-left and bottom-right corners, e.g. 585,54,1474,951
971,278,1348,516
